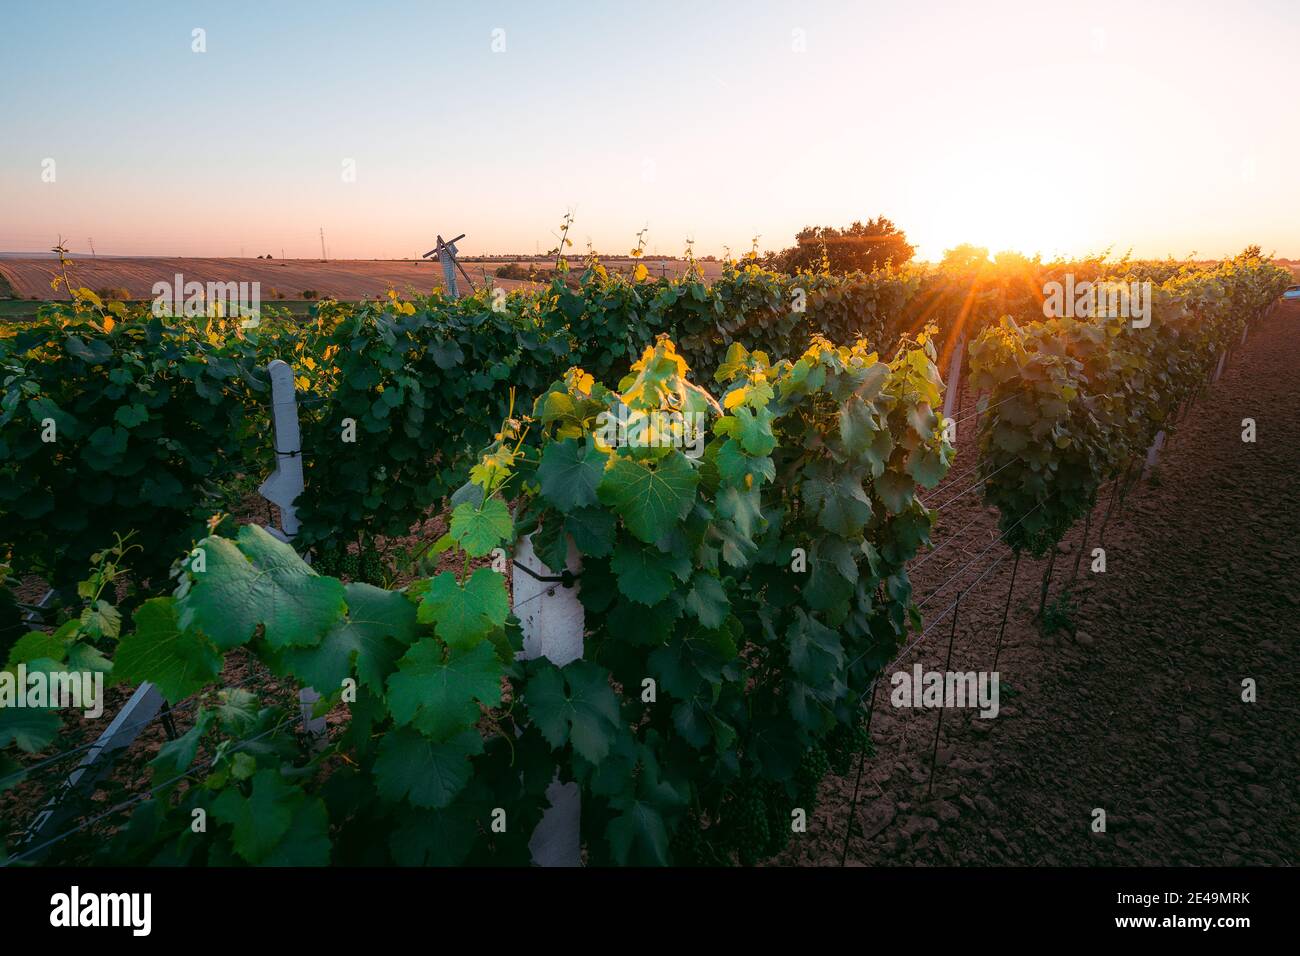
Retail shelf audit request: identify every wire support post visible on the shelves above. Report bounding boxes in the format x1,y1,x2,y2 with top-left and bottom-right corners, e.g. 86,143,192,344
924,593,962,798
1069,508,1093,587
990,550,1020,676
1037,548,1058,620
839,681,880,866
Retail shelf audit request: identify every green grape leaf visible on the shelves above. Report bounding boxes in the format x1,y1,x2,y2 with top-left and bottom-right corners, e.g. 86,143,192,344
282,582,415,692
906,445,948,489
607,597,679,646
647,625,738,699
564,506,617,557
605,744,689,865
860,427,894,479
0,705,61,752
715,438,775,488
837,395,878,456
387,639,502,740
610,539,690,606
150,708,215,788
374,727,483,809
389,805,479,866
524,660,622,763
539,390,581,430
449,498,513,558
230,751,258,782
597,452,699,544
537,438,606,512
715,484,763,539
606,801,672,866
210,769,295,862
214,689,258,736
803,471,872,537
875,470,916,515
428,340,464,370
113,403,149,429
671,695,714,749
114,598,223,704
180,526,346,650
417,568,508,650
788,609,845,687
804,545,856,616
64,335,113,364
716,405,777,456
65,642,112,676
260,797,332,866
993,423,1029,453
6,630,67,667
683,572,729,628
79,599,121,640
531,510,569,574
907,402,938,440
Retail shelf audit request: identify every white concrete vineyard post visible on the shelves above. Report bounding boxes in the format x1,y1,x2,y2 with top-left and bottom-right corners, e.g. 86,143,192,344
941,333,967,426
20,588,55,626
1143,430,1166,476
20,681,167,855
259,360,304,541
513,532,584,867
258,359,326,743
1213,350,1228,383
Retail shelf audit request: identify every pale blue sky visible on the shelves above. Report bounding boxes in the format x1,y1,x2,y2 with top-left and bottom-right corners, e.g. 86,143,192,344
1,0,1296,260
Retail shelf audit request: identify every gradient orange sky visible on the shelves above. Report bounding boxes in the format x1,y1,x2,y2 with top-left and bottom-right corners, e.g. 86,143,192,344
1,0,1296,261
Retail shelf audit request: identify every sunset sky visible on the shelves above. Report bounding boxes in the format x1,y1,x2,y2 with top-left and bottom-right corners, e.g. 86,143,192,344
1,0,1296,261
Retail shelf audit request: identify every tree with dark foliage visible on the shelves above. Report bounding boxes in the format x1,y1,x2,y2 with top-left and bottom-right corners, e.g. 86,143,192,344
764,217,915,275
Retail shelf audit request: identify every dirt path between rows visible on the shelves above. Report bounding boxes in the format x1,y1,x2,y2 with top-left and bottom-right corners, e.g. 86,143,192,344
785,302,1300,866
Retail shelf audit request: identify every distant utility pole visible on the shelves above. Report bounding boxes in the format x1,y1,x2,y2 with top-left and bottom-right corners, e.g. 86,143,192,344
320,228,327,262
281,247,285,260
87,238,96,258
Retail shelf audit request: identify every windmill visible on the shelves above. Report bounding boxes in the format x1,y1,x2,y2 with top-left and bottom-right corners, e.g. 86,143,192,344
422,232,476,299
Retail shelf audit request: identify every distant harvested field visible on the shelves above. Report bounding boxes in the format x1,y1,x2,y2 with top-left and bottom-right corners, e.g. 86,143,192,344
0,255,738,303
0,256,537,302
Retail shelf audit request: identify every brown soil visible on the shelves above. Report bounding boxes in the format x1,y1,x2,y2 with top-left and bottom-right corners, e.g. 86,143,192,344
781,301,1300,866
